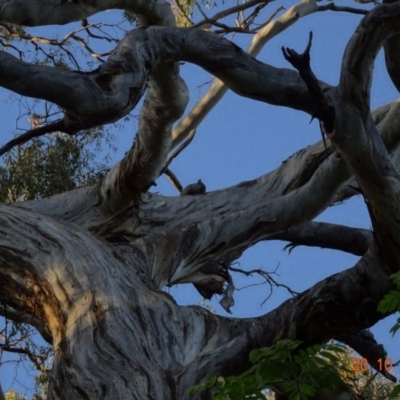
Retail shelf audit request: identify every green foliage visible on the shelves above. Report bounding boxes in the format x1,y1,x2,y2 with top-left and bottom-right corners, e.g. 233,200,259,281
190,340,398,400
0,127,113,203
189,340,347,400
390,385,400,399
174,0,196,27
377,274,400,398
331,344,397,400
378,272,400,336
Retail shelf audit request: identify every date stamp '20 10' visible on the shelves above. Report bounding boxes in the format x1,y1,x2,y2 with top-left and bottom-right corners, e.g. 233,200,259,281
352,357,393,372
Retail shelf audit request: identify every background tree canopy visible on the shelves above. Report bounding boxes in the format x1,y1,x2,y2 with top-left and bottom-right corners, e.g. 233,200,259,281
1,0,400,399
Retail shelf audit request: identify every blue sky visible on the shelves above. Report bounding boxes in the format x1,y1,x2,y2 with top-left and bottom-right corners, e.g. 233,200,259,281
1,1,400,397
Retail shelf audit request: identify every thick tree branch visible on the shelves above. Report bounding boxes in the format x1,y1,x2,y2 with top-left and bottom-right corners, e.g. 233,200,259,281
0,206,392,398
0,27,320,127
0,0,175,27
11,95,400,249
0,48,148,136
98,4,189,214
384,31,400,93
0,22,326,217
334,99,400,202
0,0,181,217
272,222,372,256
333,3,400,269
176,244,395,391
141,151,349,288
172,0,323,149
339,3,400,117
275,3,400,273
316,3,369,15
98,23,332,212
104,94,400,242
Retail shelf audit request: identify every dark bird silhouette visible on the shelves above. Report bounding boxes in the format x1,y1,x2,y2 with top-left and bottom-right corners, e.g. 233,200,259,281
180,179,206,196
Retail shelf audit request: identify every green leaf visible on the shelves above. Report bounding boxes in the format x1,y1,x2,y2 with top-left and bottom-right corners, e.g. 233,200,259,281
390,384,400,398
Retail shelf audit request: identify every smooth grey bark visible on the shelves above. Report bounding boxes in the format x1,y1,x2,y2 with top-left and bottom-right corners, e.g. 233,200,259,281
272,222,372,256
0,205,393,400
1,1,400,399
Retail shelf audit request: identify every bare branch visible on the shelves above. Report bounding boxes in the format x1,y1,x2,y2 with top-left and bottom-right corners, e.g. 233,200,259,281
172,0,321,149
229,264,300,297
194,0,273,29
335,99,400,202
1,344,45,371
0,305,52,344
164,168,183,193
273,221,372,256
164,129,196,172
177,244,395,388
143,150,350,289
0,120,65,157
194,2,256,34
316,3,369,15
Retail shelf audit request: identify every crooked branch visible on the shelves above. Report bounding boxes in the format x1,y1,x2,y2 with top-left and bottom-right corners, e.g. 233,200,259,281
0,120,66,157
282,31,335,137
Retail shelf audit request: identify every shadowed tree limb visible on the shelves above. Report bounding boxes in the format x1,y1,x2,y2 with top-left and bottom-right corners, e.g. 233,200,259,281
282,31,335,144
334,2,400,270
276,222,372,256
0,120,66,157
316,3,369,15
382,0,400,92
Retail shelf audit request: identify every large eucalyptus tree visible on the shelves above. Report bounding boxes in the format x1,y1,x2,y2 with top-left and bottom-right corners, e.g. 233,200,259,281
1,0,400,399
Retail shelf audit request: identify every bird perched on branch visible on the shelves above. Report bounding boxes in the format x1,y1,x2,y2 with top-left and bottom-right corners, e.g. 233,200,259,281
180,179,206,196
